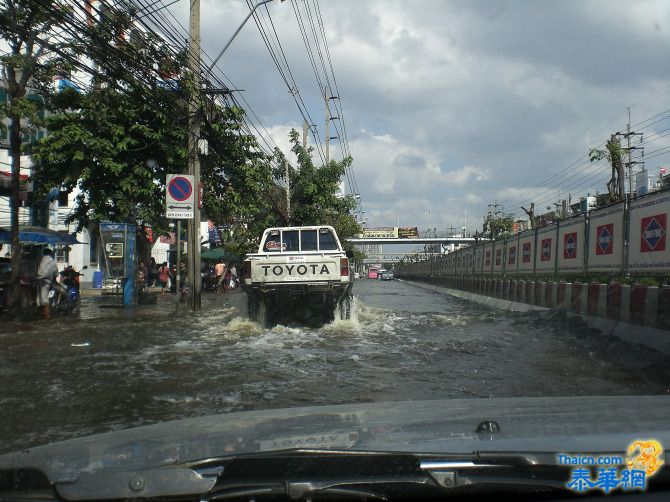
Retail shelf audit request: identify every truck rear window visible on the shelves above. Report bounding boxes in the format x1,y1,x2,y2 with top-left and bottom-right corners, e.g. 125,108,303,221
263,231,283,252
282,230,299,252
301,230,318,251
263,228,339,252
319,228,338,250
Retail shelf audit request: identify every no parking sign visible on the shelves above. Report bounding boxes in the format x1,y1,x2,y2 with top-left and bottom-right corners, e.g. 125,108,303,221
166,174,195,219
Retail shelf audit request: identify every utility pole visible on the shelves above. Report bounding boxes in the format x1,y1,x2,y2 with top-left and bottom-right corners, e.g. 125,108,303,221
521,202,535,229
325,95,330,164
617,108,644,195
188,0,202,311
284,159,290,224
627,108,632,194
325,95,339,165
303,119,308,150
464,208,467,237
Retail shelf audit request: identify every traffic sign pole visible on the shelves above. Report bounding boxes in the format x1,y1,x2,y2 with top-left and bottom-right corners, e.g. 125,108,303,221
176,220,181,312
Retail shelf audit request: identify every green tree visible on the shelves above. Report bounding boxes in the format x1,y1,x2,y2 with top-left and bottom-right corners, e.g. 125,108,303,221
483,213,514,239
29,2,278,256
0,0,73,313
33,84,281,253
200,105,278,253
34,83,182,230
279,128,360,245
589,135,625,203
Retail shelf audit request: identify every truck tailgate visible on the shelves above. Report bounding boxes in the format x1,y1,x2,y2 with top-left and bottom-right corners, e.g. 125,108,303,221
249,254,342,283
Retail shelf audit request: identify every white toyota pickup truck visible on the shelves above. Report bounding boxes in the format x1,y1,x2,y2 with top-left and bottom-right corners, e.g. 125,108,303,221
242,225,353,327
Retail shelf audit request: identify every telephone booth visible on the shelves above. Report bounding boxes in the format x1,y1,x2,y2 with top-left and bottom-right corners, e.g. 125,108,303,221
99,222,136,305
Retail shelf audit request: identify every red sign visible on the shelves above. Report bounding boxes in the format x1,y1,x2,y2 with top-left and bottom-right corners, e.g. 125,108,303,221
641,214,667,253
522,242,531,263
168,176,193,202
485,250,491,267
144,226,154,243
563,232,577,259
596,224,614,255
495,249,502,266
508,245,517,265
541,238,552,262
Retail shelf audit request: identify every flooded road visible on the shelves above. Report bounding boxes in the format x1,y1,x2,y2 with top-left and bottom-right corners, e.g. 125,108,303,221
1,278,669,454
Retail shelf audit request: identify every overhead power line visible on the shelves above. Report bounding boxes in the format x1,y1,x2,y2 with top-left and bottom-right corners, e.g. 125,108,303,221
495,107,670,212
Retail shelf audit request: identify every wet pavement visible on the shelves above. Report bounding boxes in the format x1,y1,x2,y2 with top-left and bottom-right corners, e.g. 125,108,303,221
1,279,669,454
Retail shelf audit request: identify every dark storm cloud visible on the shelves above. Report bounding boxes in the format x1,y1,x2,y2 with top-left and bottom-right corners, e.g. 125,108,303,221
172,0,670,230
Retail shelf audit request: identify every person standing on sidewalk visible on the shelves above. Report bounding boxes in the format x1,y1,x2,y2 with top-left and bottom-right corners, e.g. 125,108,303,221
149,257,157,287
36,248,58,319
158,262,170,296
230,264,238,289
215,259,227,294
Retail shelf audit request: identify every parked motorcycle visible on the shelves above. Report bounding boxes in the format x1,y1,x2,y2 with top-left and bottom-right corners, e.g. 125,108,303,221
50,265,87,314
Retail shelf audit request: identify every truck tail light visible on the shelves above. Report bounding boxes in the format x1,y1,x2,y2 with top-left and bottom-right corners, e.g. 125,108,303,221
340,257,349,277
243,260,251,280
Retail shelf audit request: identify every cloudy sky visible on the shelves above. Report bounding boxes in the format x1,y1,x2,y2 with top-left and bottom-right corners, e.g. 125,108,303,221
168,0,670,234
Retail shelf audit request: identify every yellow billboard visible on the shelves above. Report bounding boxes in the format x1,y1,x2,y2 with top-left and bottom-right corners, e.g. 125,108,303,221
361,227,398,238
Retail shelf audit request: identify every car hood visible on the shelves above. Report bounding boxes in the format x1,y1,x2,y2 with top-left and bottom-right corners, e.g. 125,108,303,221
1,395,669,482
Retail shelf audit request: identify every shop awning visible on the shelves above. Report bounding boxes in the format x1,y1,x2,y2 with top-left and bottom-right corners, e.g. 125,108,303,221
0,226,80,245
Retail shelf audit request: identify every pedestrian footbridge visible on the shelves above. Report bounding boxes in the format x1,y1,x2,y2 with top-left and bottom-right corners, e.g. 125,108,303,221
346,237,478,245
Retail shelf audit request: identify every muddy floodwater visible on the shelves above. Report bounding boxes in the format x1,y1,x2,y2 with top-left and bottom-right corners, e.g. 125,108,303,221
2,279,669,454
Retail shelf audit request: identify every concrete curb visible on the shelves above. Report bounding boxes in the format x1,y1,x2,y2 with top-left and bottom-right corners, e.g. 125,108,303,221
402,280,547,313
399,279,670,355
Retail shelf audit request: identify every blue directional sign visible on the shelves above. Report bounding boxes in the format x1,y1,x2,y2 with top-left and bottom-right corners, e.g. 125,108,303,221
166,174,195,219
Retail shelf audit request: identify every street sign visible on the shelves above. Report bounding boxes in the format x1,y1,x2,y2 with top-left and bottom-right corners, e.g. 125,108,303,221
166,174,195,219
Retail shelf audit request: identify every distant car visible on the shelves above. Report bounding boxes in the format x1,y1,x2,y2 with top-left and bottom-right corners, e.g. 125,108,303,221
377,269,387,280
380,270,394,280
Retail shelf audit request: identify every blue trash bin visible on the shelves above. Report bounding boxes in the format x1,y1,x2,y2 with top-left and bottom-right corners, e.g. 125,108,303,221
92,270,103,289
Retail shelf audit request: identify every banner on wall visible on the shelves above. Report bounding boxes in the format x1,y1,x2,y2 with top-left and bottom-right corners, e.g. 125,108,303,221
517,230,535,274
455,251,463,275
628,190,670,272
506,236,518,275
464,246,474,275
586,202,625,272
474,245,484,275
557,216,586,274
492,240,505,274
482,242,494,275
535,224,558,273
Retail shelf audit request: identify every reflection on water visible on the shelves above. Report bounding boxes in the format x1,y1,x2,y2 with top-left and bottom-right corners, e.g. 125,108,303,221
1,280,669,453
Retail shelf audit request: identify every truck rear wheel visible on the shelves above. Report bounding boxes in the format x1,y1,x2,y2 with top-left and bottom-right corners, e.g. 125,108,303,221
247,294,267,327
338,292,352,320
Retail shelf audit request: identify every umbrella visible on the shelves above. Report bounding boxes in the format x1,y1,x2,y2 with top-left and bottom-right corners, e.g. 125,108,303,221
200,247,240,262
0,226,80,245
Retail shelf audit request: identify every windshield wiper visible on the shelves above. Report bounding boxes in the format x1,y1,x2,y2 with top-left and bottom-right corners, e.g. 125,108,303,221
196,450,571,501
9,449,662,501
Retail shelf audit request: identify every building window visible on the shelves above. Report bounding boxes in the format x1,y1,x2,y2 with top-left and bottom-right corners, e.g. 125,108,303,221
58,190,69,207
55,245,70,264
89,227,98,266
